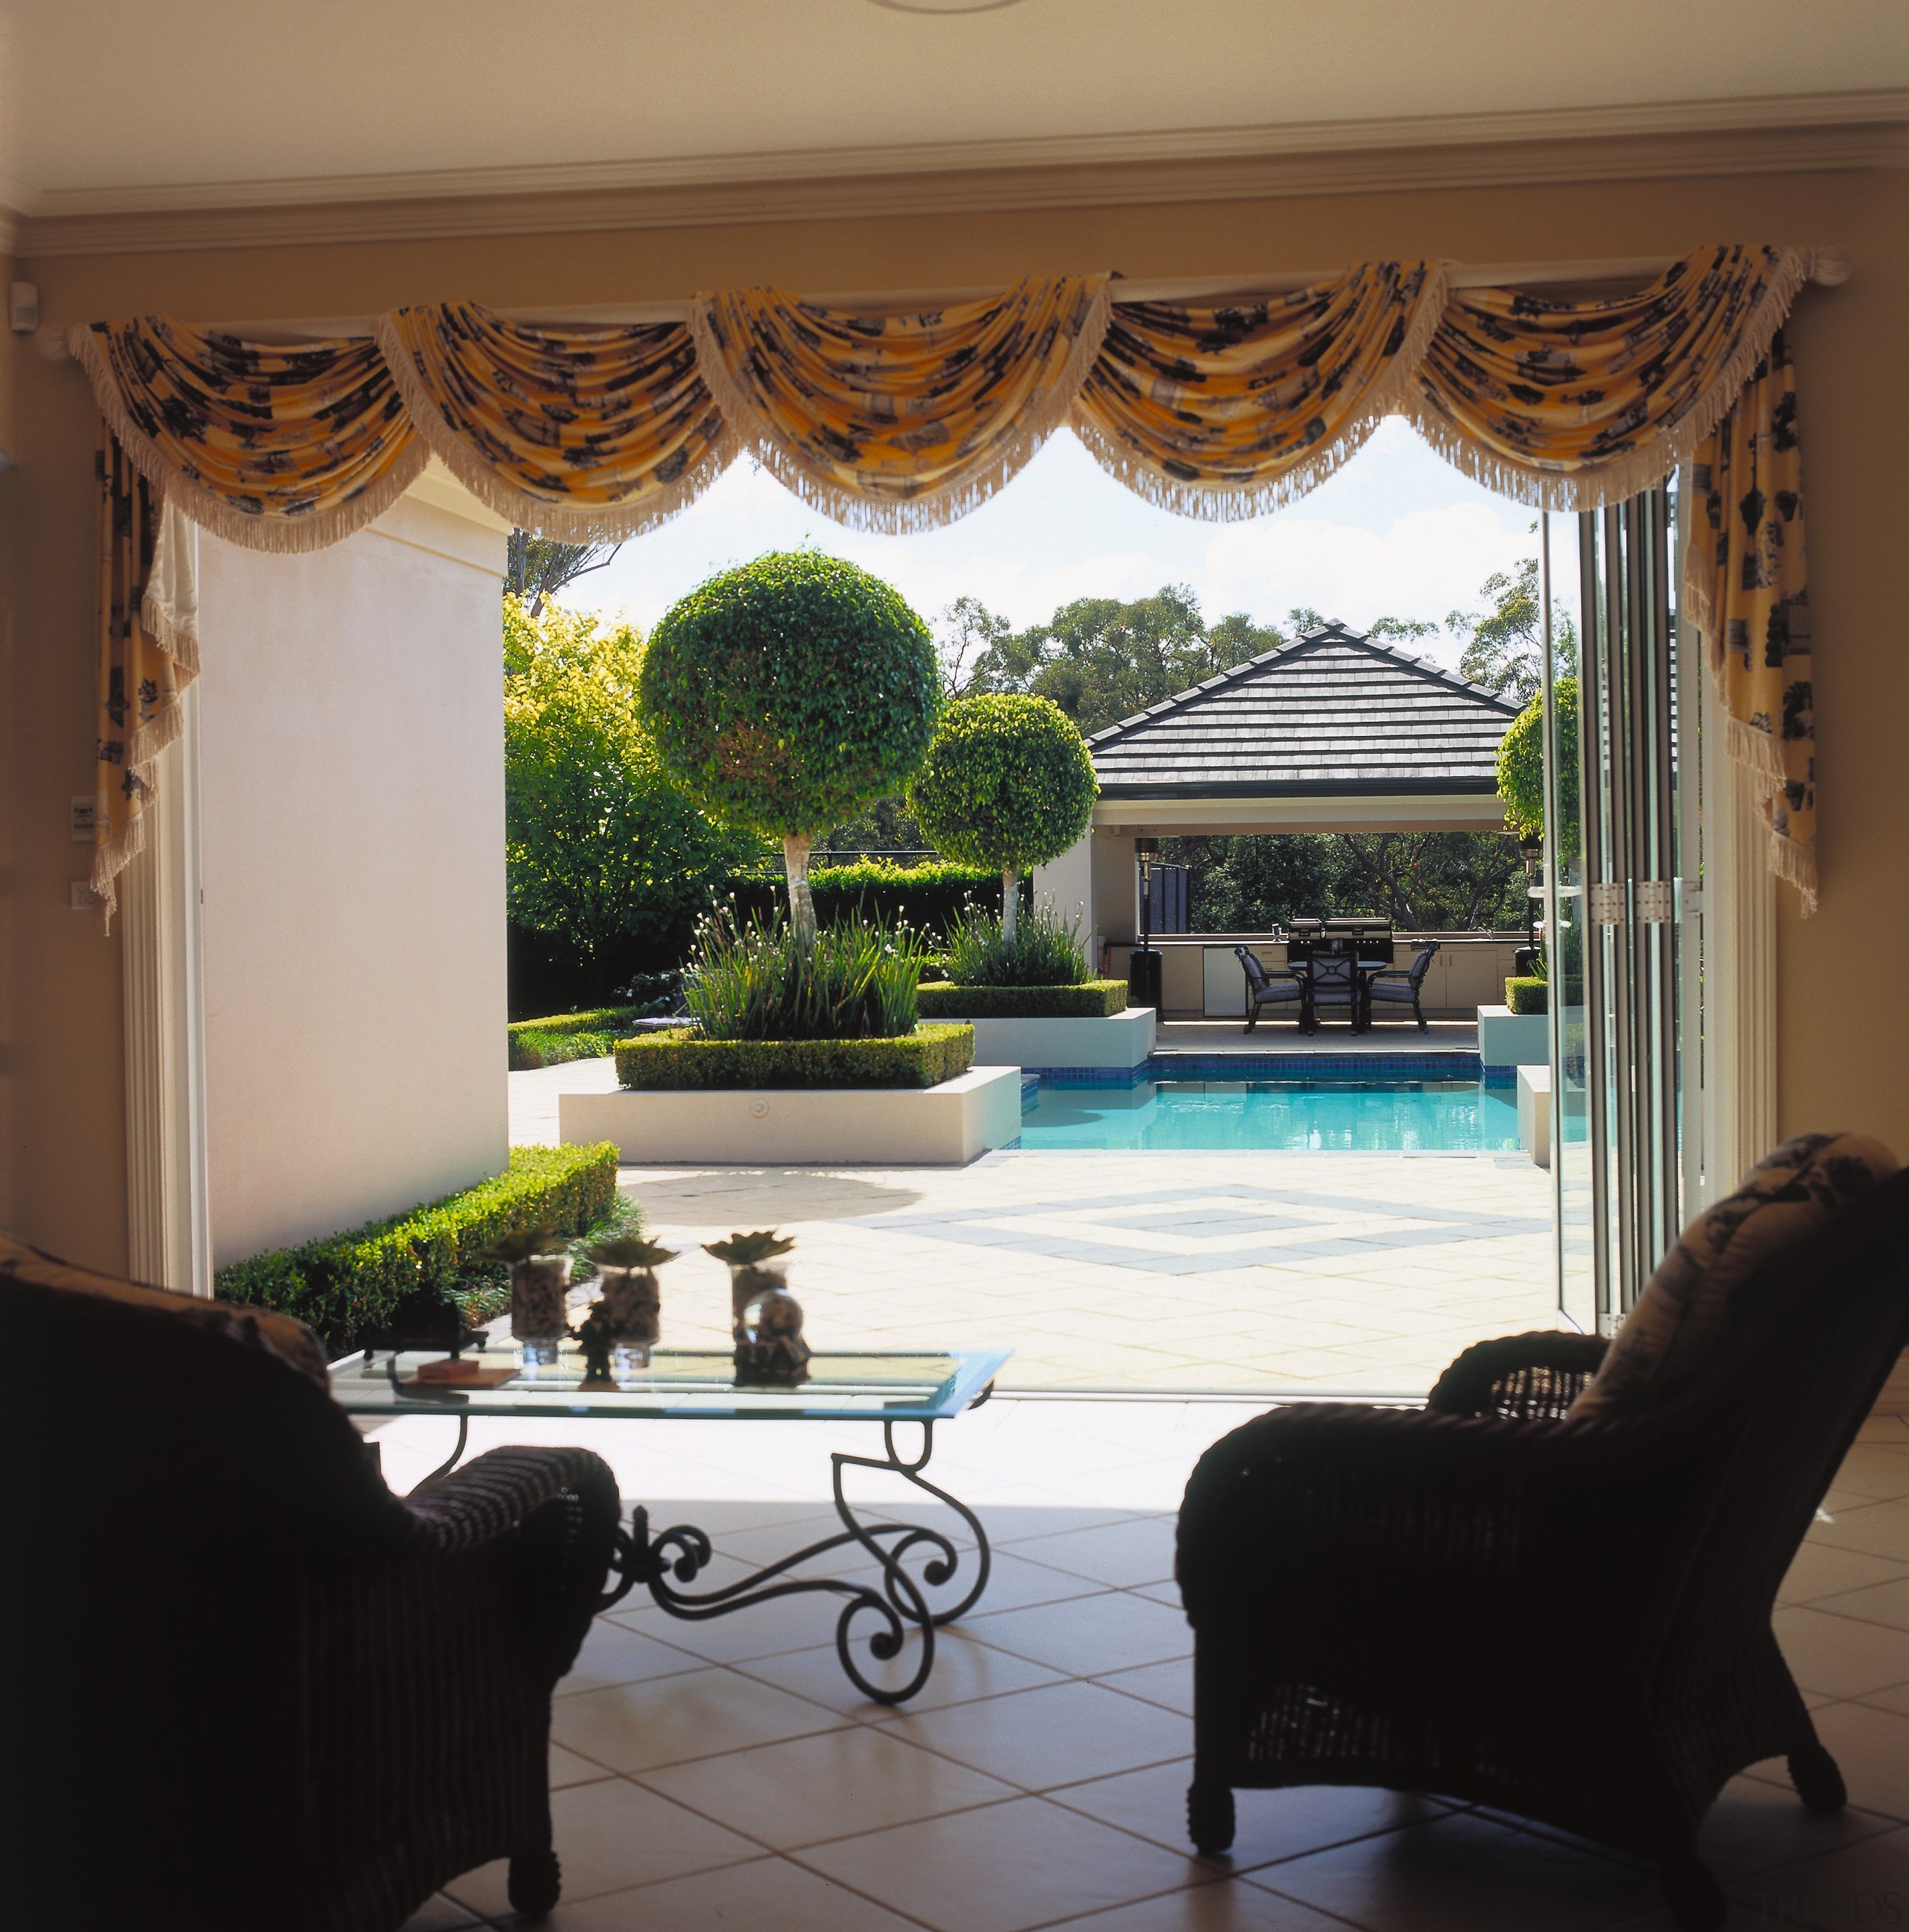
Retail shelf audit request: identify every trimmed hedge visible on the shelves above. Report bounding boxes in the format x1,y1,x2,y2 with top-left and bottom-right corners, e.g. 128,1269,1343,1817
916,980,1128,1019
509,1001,673,1070
720,861,1027,940
215,1142,620,1346
1506,976,1549,1015
616,1024,975,1090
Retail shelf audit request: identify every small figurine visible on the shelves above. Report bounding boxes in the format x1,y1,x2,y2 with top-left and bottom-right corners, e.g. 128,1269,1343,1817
570,1301,619,1388
708,1231,810,1386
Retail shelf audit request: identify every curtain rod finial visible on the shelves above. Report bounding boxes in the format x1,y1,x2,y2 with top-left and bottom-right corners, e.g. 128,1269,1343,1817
1808,246,1852,288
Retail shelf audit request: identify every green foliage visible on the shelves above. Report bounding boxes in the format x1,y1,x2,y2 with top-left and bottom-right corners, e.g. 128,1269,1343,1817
1450,554,1579,704
616,1025,975,1090
509,1000,676,1070
909,693,1098,885
1166,831,1527,934
720,862,1015,940
916,979,1126,1019
504,595,764,975
938,902,1089,987
1496,676,1579,849
214,1143,620,1347
640,552,942,840
682,909,929,1042
1506,976,1549,1015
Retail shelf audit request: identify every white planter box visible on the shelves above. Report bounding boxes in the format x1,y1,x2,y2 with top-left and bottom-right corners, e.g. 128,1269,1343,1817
963,1007,1155,1070
559,1064,1022,1166
1478,1004,1550,1069
1518,1063,1552,1168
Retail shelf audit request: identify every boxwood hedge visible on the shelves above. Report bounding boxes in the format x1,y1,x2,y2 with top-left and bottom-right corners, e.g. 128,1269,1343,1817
1505,975,1549,1015
615,1024,974,1090
214,1142,620,1347
915,980,1128,1019
509,1002,673,1070
718,861,1024,940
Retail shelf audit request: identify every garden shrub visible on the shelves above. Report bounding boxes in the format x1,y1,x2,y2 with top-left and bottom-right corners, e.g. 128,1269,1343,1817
719,860,1019,941
682,909,928,1042
1505,976,1549,1015
616,1025,975,1090
916,981,1127,1019
509,999,676,1070
940,902,1089,988
215,1142,620,1349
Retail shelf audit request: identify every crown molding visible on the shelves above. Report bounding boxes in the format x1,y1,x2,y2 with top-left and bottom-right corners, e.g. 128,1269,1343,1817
17,88,1909,261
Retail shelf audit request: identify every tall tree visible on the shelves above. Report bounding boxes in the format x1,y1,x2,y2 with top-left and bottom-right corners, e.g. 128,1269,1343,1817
506,532,625,616
1449,554,1579,703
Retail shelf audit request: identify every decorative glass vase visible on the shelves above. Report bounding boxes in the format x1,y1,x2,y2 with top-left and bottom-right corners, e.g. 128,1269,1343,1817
596,1263,662,1379
510,1253,570,1373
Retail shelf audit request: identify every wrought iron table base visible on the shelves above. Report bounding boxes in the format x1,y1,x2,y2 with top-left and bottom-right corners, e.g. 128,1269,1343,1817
596,1418,990,1705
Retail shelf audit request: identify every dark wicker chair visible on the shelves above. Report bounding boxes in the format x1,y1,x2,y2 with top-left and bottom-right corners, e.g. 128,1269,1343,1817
1366,940,1441,1028
1235,945,1306,1033
0,1240,623,1932
1175,1168,1909,1931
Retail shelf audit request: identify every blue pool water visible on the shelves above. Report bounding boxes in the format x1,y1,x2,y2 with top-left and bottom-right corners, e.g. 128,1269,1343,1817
1017,1074,1520,1153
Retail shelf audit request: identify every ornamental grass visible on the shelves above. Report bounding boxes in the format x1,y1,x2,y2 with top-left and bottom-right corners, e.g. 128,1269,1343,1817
682,905,929,1042
939,901,1089,988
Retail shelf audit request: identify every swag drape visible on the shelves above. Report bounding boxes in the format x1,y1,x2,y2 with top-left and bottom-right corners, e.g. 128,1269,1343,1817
72,243,1824,909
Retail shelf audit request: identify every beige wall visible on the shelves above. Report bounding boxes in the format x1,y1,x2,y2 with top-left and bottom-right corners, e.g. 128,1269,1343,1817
4,163,1907,1266
196,488,509,1267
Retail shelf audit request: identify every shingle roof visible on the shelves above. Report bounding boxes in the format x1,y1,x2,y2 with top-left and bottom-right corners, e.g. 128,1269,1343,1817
1086,621,1522,799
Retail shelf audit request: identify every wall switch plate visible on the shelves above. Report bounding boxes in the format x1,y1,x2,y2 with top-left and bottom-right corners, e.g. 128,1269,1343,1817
70,880,102,911
71,795,98,842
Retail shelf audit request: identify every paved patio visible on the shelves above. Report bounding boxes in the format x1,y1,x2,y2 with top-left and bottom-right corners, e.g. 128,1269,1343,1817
512,1060,1553,1396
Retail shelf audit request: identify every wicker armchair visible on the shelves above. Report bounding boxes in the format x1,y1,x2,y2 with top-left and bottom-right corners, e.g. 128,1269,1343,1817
0,1242,622,1932
1175,1170,1909,1931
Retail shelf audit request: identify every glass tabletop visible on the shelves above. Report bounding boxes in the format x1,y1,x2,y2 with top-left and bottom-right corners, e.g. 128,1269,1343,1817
329,1345,1010,1422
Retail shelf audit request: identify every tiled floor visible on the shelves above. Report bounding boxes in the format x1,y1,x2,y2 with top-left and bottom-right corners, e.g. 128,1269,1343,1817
509,1066,1552,1397
379,1398,1909,1932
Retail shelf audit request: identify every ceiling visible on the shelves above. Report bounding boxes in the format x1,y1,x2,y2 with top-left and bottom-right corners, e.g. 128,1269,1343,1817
1,0,1905,220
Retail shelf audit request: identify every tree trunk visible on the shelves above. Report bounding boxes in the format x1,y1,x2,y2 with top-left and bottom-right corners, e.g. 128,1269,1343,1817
1001,864,1020,948
783,833,817,949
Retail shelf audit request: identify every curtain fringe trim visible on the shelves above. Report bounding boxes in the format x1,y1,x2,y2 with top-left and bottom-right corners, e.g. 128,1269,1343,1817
1767,822,1819,915
139,595,201,682
125,690,185,778
373,316,743,542
89,811,144,932
688,280,1115,537
1068,262,1450,522
69,324,430,554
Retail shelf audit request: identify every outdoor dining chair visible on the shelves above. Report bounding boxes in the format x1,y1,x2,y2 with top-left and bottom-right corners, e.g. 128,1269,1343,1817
1235,946,1306,1033
1175,1134,1909,1932
1366,941,1441,1028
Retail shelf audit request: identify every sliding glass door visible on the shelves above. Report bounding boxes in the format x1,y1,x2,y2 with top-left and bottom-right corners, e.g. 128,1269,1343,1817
1544,488,1686,1333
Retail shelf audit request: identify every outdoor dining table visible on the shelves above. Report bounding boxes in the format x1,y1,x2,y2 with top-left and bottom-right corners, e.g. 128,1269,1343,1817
332,1342,1010,1705
1286,951,1396,1032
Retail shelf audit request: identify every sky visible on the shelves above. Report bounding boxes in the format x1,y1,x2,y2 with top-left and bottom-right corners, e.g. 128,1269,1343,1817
564,415,1570,674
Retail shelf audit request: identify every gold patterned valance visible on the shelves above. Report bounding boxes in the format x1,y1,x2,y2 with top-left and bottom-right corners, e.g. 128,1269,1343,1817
1072,261,1445,518
690,277,1110,532
379,306,732,540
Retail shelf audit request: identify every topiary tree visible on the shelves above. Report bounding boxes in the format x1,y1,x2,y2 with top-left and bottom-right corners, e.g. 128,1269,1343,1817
640,553,941,947
1496,676,1579,853
908,693,1099,946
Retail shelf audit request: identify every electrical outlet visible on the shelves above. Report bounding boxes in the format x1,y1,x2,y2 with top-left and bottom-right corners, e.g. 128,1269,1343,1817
70,880,101,912
71,795,98,843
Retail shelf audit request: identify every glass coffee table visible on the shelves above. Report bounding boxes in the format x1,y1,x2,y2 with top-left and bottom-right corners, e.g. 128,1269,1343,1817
332,1344,1010,1704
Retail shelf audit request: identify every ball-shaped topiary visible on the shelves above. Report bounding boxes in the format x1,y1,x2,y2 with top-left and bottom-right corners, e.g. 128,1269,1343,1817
641,552,940,944
909,693,1099,945
1496,676,1579,853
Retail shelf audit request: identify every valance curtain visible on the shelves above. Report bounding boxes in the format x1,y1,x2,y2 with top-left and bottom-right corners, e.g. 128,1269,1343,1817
71,243,1821,908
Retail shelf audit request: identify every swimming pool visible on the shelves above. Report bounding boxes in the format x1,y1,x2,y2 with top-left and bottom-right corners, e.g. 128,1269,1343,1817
1016,1071,1520,1153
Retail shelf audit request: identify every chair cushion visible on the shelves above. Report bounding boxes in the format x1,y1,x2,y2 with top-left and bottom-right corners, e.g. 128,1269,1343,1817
1570,1132,1899,1419
0,1231,330,1388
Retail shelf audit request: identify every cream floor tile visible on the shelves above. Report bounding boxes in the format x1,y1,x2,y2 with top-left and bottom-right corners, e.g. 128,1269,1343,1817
397,1895,479,1931
636,1722,1017,1848
444,1777,759,1916
1254,1807,1661,1931
1813,1574,1909,1634
1095,1658,1195,1718
549,1741,614,1789
1832,1445,1909,1500
1741,1822,1909,1930
876,1678,1190,1790
518,1853,919,1931
1803,1500,1909,1561
1048,1883,1353,1930
1779,1541,1909,1606
733,1626,1066,1718
1773,1606,1909,1699
548,1666,849,1775
792,1794,1213,1932
1014,1515,1180,1589
606,1592,864,1665
1048,1755,1444,1867
557,1614,711,1697
1689,1773,1902,1881
967,1589,1194,1677
1856,1681,1909,1716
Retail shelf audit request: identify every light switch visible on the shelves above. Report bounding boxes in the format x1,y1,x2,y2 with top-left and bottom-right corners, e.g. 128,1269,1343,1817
71,795,98,842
